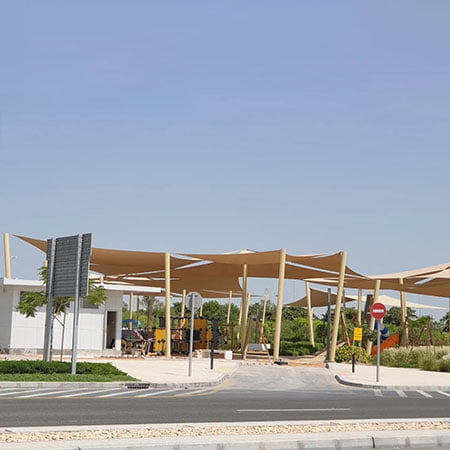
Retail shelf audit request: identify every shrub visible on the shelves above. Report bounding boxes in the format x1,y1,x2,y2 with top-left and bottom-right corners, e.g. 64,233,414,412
335,345,370,363
0,360,128,376
279,341,317,356
380,346,450,372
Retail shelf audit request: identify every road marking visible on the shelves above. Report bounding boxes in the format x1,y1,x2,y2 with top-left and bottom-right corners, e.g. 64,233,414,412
15,388,84,398
96,389,148,398
374,389,382,397
437,390,450,398
0,389,44,397
174,389,208,397
237,408,351,412
135,389,181,398
57,388,120,398
396,390,407,398
417,390,433,398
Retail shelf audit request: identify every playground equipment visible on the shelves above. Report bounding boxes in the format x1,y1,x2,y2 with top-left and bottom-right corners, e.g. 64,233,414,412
123,316,226,356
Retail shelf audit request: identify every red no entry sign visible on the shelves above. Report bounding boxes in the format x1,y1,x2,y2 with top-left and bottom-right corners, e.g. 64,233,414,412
371,302,386,319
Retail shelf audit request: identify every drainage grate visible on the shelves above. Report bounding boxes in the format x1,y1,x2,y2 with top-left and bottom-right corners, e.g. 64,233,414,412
126,383,151,390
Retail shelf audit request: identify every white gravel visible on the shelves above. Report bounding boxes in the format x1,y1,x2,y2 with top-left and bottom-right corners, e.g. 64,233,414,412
1,420,449,443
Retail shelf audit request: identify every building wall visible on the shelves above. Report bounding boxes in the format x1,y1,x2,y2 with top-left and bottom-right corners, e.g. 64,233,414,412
8,285,123,354
0,286,13,350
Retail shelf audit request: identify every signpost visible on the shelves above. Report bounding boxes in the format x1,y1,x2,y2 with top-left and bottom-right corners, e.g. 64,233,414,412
186,291,203,377
352,327,363,373
44,234,92,375
370,302,387,382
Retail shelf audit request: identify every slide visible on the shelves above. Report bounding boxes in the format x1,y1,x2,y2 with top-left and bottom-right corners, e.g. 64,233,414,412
371,333,399,356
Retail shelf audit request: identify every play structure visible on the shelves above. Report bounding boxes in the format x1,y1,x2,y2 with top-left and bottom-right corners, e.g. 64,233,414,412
121,316,226,356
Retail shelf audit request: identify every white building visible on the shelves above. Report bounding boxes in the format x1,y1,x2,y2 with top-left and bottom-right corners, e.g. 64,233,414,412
0,277,159,356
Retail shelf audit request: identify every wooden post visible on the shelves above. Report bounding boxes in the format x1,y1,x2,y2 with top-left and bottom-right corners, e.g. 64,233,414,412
305,281,315,347
227,291,232,325
399,278,409,346
329,251,347,362
181,289,186,318
357,289,362,325
128,293,133,330
273,249,286,360
3,233,11,278
239,264,248,348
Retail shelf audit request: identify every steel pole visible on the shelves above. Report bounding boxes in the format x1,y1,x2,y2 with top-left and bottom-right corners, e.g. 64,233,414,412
71,235,82,375
376,319,381,382
188,296,195,377
44,238,56,362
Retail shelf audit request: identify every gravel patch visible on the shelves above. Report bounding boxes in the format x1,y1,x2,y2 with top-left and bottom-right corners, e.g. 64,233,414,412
1,421,449,443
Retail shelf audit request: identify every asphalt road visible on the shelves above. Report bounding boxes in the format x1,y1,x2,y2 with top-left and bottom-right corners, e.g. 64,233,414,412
0,366,448,427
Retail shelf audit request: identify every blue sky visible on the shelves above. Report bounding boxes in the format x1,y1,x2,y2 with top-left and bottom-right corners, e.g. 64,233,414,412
1,1,449,316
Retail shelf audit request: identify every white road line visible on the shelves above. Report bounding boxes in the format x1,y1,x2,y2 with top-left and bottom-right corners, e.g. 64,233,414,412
96,389,148,398
417,390,433,398
0,389,45,397
135,389,180,398
57,388,120,398
437,390,450,398
237,408,351,412
15,388,84,398
174,389,208,397
374,389,382,397
0,388,22,392
396,390,407,398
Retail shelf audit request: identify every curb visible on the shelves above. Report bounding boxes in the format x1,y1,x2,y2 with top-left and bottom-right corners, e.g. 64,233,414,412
334,374,450,391
0,373,229,389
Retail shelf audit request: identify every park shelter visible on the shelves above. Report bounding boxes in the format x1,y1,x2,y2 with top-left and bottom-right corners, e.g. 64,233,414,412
12,236,358,360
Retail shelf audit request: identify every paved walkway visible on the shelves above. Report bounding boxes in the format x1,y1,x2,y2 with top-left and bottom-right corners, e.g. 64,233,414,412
102,357,238,387
328,362,450,390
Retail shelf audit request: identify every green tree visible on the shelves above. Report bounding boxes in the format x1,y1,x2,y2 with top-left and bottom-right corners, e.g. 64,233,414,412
384,307,417,326
17,266,106,359
439,312,449,333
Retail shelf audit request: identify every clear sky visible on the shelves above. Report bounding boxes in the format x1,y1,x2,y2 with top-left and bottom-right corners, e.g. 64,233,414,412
1,1,449,316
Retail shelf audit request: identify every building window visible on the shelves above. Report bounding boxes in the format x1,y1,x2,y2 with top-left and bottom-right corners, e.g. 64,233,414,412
81,299,100,309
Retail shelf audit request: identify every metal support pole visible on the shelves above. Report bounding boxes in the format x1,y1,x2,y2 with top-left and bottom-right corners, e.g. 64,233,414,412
164,252,171,357
188,296,195,377
273,249,286,360
376,319,381,382
305,281,315,347
239,264,248,347
71,234,82,375
226,291,232,325
3,233,11,278
181,289,186,318
329,251,347,362
357,289,362,325
43,238,56,362
326,288,332,361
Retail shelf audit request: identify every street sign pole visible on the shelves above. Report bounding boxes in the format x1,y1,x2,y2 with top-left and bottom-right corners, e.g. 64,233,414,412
71,235,83,375
43,238,56,362
188,295,195,377
376,319,381,382
370,302,386,383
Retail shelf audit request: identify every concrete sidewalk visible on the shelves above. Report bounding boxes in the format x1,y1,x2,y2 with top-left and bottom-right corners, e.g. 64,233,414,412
328,362,450,390
103,357,239,387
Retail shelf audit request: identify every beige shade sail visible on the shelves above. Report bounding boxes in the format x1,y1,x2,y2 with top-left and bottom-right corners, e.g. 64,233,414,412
105,274,243,296
15,235,193,274
287,288,446,310
181,250,284,265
